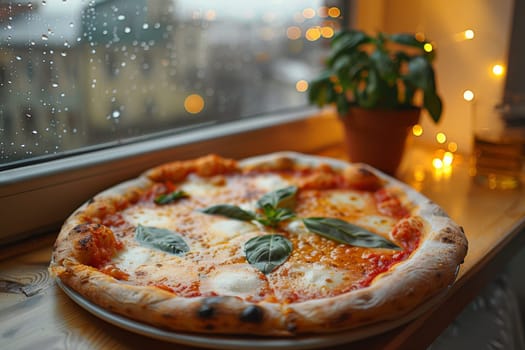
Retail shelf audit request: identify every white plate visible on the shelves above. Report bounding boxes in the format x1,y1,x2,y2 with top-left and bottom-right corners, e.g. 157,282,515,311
56,279,449,350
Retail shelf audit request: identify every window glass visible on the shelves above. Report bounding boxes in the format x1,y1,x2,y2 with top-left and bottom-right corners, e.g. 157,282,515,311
0,0,343,169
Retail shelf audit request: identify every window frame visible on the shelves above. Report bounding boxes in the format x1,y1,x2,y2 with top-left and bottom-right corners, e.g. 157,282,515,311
0,107,342,245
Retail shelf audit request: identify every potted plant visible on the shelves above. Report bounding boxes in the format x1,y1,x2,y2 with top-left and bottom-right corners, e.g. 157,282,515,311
308,29,443,175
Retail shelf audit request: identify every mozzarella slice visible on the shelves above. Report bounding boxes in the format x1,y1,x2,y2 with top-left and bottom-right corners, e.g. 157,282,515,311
200,264,266,298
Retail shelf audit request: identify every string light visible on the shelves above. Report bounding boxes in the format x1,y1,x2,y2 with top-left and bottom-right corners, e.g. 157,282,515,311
491,64,505,76
463,90,474,101
464,29,475,40
412,124,423,136
436,132,447,144
423,43,433,53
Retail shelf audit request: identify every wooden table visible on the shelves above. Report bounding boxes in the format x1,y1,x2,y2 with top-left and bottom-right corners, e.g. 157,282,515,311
2,145,525,349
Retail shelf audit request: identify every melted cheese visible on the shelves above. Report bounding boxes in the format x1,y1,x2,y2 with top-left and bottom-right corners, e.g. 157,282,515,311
200,264,266,298
253,174,290,192
356,215,397,235
123,207,173,228
326,190,367,210
207,219,257,244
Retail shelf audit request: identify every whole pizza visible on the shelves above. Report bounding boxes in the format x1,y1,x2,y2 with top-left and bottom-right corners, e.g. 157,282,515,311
49,152,468,336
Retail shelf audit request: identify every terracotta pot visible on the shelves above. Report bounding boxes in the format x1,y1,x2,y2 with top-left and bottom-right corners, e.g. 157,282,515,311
340,107,421,175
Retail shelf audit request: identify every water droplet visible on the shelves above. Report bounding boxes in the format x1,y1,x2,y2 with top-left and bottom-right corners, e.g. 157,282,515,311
142,23,149,29
69,22,74,28
112,110,120,118
25,113,32,118
42,0,47,5
32,130,38,135
51,82,58,88
124,27,131,34
61,51,67,57
117,15,125,21
15,56,22,61
42,34,49,40
7,24,12,30
60,92,65,97
154,22,160,29
121,62,126,67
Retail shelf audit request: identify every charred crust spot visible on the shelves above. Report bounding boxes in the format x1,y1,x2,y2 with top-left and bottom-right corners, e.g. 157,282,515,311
78,235,93,249
441,236,455,244
198,297,225,319
87,197,95,205
198,304,215,318
240,305,264,323
460,226,465,233
358,167,374,176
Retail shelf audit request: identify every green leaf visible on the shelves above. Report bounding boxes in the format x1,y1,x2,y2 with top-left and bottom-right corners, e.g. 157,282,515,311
329,30,371,66
257,186,297,210
370,50,397,83
302,217,401,250
424,90,443,123
405,56,435,91
135,224,190,255
244,234,293,274
154,190,188,205
200,204,256,221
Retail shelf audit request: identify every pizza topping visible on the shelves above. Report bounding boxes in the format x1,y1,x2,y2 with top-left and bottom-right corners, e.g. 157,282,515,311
244,235,293,274
201,204,256,222
200,264,268,299
154,189,189,205
201,186,298,228
70,223,122,267
303,217,401,250
135,224,190,255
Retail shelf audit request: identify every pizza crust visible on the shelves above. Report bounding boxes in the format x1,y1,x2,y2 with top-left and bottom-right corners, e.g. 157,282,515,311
50,152,468,336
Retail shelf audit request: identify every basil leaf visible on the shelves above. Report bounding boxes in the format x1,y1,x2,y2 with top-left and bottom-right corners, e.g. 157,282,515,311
257,186,297,210
154,190,188,205
200,204,256,221
303,217,401,250
244,234,293,274
258,207,295,227
135,224,190,255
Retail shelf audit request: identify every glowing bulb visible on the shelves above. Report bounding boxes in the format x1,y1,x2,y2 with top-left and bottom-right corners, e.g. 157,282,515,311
463,90,474,101
328,7,341,18
432,158,443,169
320,26,334,38
423,43,433,52
443,152,454,166
436,132,447,144
295,80,308,92
184,94,205,114
305,27,321,41
286,26,301,40
412,124,423,136
302,8,316,19
464,29,475,40
492,64,505,76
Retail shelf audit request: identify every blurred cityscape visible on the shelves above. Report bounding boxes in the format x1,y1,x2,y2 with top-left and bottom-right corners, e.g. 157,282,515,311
0,0,342,168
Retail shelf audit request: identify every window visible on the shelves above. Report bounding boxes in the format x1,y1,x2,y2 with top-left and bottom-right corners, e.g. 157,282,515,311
0,0,347,244
0,0,344,170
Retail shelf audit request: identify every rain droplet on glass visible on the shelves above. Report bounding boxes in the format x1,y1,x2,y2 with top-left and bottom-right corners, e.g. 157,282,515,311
142,23,149,29
51,83,59,88
124,27,131,34
42,34,49,41
112,110,121,118
117,15,125,21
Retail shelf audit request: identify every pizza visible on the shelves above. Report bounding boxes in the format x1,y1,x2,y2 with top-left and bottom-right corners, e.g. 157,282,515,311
49,152,468,336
